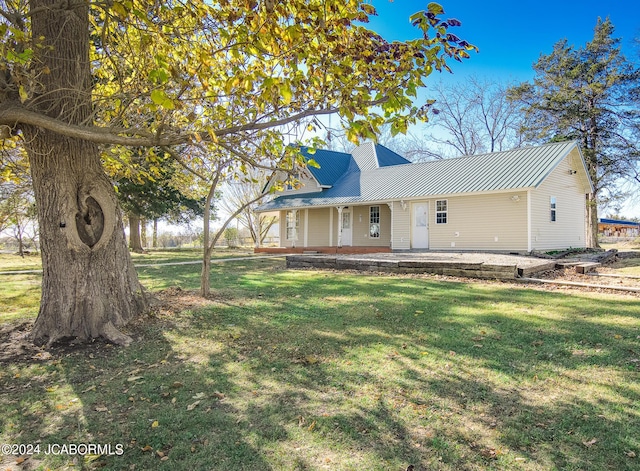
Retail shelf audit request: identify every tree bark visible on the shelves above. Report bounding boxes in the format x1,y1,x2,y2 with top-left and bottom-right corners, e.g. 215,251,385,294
128,214,144,253
140,218,148,248
586,193,599,248
200,180,218,297
153,218,158,248
24,0,147,346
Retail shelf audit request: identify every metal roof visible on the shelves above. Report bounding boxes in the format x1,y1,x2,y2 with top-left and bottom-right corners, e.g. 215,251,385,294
299,147,352,186
375,144,411,167
599,218,639,227
259,140,587,211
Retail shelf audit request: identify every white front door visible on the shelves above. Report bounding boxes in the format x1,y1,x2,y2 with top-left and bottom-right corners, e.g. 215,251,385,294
412,202,429,249
341,209,352,246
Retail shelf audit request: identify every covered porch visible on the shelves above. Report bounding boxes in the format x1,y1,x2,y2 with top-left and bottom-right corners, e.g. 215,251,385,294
266,203,394,251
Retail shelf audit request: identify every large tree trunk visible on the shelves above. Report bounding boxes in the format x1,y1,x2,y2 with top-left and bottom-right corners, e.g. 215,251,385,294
24,0,147,346
128,214,144,253
586,193,599,249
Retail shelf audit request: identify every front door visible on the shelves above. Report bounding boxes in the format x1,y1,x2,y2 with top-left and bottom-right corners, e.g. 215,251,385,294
341,209,352,246
412,202,429,249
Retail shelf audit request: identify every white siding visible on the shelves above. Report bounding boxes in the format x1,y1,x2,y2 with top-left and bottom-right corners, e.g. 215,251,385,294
391,200,411,250
530,149,589,250
351,204,391,247
271,169,323,196
428,193,529,251
306,208,331,246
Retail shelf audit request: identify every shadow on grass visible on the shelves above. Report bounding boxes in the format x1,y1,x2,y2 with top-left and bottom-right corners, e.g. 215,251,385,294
1,260,639,470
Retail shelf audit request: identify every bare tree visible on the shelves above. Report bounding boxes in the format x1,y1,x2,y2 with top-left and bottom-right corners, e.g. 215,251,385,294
220,168,277,248
423,77,525,158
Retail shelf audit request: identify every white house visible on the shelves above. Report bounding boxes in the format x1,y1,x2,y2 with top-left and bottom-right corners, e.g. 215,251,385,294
257,140,594,253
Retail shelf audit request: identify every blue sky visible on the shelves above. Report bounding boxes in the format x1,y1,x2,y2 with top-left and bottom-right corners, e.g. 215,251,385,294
366,0,640,217
367,0,639,84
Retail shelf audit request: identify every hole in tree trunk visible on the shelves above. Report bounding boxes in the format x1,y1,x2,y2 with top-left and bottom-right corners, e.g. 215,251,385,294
76,196,104,247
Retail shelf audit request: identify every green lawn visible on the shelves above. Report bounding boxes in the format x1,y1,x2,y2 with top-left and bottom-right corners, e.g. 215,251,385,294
1,257,639,470
0,247,256,273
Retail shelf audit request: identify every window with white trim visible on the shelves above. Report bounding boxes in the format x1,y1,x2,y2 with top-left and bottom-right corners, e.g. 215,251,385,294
285,173,300,191
369,206,380,238
286,210,299,240
436,200,448,224
550,197,557,222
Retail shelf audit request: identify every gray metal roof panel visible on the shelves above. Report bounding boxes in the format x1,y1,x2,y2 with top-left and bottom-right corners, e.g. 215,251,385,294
258,141,580,211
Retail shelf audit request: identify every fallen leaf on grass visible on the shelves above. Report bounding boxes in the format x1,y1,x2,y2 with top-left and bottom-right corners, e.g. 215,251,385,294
141,445,153,452
192,392,206,399
624,450,636,458
151,420,159,428
308,420,316,431
83,454,102,464
187,400,200,411
480,447,503,459
127,376,144,382
94,406,109,412
304,355,319,364
582,438,597,448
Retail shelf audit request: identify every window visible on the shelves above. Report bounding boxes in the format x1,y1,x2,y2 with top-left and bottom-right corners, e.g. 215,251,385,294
286,210,299,240
550,197,557,222
369,206,380,238
342,211,351,230
436,200,448,224
285,173,300,191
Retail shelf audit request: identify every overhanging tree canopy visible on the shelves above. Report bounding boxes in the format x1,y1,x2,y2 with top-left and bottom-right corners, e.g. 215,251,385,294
0,0,476,345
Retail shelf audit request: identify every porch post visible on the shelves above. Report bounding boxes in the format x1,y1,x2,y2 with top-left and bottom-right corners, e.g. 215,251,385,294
336,206,344,248
387,203,394,250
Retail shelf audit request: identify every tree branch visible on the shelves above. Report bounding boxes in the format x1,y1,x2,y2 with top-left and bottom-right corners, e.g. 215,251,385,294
0,101,344,147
